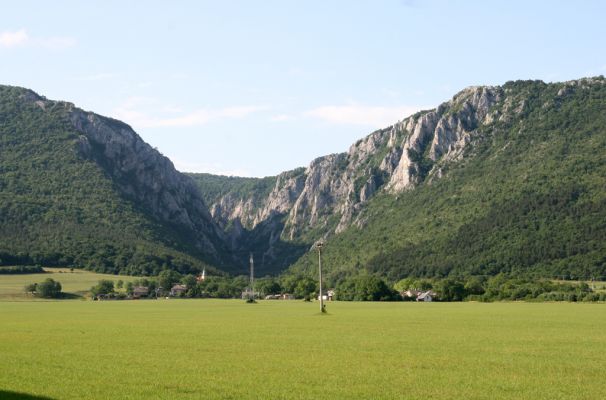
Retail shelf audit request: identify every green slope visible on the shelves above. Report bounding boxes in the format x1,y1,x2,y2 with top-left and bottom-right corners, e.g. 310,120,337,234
188,173,277,212
0,86,221,276
289,79,606,283
188,172,310,275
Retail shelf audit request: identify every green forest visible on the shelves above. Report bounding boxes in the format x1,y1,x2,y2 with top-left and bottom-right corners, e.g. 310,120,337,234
289,79,606,283
1,79,605,290
0,86,218,276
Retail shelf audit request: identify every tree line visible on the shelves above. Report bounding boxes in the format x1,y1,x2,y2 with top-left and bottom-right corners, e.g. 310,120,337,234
38,270,604,302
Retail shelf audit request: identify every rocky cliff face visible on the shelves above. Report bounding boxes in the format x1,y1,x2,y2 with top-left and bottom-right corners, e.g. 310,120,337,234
7,77,601,276
22,90,227,262
204,85,505,243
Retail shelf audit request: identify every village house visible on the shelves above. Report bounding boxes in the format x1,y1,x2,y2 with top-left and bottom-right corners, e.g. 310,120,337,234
317,290,336,301
401,289,421,300
264,293,294,300
170,284,187,297
132,286,149,299
416,290,436,302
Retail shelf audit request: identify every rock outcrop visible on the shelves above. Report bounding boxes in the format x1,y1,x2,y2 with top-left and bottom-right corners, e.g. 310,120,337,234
21,89,227,262
205,85,503,242
72,110,227,255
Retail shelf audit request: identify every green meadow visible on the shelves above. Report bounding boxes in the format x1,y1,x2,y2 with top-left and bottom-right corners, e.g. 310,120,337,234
0,268,138,300
1,300,605,400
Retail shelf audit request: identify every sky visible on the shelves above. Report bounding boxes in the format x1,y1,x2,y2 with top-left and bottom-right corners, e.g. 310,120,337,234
1,0,605,177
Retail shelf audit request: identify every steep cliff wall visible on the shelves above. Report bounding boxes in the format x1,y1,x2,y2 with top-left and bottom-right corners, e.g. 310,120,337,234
1,86,230,273
202,85,504,242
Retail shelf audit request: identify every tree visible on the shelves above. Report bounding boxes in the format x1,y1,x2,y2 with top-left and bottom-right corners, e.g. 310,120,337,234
91,280,114,296
115,280,124,289
256,277,282,296
436,279,466,301
413,279,434,291
354,275,399,301
36,278,62,298
336,275,399,301
158,270,181,292
181,274,197,289
294,277,317,299
394,278,415,293
464,277,485,296
335,278,356,301
125,281,134,295
24,283,37,295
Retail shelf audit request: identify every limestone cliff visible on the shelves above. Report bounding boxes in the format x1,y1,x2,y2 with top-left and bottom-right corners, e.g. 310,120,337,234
22,89,228,264
199,84,504,244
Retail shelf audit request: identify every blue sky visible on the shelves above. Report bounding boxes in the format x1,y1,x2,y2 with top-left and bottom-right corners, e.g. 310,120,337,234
2,0,605,177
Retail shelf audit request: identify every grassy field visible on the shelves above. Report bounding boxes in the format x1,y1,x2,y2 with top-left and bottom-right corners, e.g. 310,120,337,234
0,268,138,300
0,300,605,399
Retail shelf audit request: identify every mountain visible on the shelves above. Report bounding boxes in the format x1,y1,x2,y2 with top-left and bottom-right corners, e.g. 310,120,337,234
2,78,605,282
0,85,232,276
193,77,606,282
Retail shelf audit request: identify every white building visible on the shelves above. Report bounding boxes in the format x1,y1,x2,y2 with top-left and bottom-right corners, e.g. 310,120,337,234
416,291,435,302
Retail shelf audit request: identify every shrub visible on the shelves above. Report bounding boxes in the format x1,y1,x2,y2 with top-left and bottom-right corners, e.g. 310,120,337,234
35,278,62,298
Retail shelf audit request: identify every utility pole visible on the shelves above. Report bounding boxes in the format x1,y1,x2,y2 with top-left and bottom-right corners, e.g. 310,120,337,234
316,241,326,313
249,253,255,301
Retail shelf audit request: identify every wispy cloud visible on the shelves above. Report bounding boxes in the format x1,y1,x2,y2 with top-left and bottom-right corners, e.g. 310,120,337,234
0,28,76,50
114,96,267,128
269,114,292,122
305,104,422,127
0,29,28,48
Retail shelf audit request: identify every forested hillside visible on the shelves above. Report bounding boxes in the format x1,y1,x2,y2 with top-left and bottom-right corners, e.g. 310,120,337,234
1,78,605,283
288,79,606,283
0,85,228,276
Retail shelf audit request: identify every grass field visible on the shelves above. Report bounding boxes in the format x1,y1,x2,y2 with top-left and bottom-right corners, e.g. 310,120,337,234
0,300,605,399
0,268,138,300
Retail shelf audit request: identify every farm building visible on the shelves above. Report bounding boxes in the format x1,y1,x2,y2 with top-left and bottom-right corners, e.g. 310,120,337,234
416,291,436,302
132,286,149,299
401,289,421,299
317,290,335,301
264,293,294,300
170,284,187,296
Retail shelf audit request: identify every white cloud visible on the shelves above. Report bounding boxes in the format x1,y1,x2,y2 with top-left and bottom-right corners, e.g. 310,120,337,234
0,29,28,48
305,104,422,127
113,97,267,129
0,29,75,50
269,114,291,122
